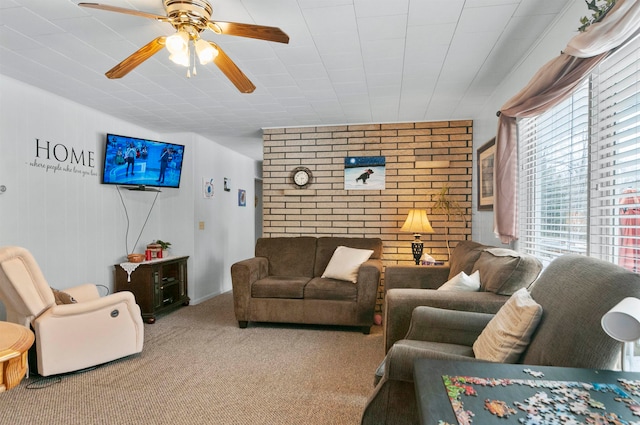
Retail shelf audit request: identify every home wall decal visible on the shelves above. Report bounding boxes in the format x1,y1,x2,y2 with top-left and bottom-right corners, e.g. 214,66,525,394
29,138,97,178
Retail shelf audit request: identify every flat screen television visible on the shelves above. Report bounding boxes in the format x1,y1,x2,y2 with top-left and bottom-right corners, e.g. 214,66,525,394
101,133,185,190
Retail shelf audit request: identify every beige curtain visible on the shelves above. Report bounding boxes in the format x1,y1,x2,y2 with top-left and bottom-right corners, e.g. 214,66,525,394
493,0,640,243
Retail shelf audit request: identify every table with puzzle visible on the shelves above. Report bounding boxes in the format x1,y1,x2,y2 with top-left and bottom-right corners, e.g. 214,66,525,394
414,359,640,425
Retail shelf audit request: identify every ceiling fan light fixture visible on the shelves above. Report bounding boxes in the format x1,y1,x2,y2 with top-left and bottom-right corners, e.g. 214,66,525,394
166,30,189,54
169,51,190,67
195,38,218,65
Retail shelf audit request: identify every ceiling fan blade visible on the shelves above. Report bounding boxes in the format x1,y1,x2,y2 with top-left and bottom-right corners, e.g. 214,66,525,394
208,21,289,44
78,3,169,22
210,42,256,93
105,37,166,79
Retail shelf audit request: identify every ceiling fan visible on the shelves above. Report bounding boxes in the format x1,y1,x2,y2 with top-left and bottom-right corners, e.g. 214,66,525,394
78,0,290,93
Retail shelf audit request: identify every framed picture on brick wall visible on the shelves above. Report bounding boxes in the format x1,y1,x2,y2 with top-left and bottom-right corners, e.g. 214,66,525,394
477,138,495,211
344,156,385,190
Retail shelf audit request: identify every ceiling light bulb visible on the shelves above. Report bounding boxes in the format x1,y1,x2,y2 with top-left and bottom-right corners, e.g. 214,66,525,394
195,39,218,65
166,30,189,55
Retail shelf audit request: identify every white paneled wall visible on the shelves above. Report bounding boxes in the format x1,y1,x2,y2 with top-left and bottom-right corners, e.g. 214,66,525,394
0,75,258,319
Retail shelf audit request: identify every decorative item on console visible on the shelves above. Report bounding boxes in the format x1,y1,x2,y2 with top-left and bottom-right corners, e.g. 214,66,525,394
127,253,145,263
146,240,171,259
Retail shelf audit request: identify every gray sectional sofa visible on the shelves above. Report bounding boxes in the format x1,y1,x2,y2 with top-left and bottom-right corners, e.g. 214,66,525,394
230,236,383,333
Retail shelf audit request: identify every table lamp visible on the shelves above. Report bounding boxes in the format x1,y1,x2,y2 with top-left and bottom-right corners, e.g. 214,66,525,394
601,297,640,371
400,209,434,265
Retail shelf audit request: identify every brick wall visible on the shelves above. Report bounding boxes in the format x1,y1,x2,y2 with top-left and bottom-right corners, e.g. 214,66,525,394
262,121,473,312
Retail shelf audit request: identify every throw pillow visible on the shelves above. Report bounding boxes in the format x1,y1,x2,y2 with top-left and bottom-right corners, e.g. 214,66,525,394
51,288,77,305
321,246,374,283
472,288,542,363
437,270,481,292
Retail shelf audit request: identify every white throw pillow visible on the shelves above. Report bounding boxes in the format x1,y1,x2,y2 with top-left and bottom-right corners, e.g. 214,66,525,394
321,246,374,283
473,288,543,363
437,270,481,292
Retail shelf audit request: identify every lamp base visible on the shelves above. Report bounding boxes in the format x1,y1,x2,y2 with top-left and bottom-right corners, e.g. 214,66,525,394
411,240,423,265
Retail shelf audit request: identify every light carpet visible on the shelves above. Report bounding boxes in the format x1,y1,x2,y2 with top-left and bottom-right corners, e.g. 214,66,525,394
0,291,384,425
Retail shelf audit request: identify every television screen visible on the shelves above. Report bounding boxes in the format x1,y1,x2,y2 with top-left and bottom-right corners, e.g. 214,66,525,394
102,133,185,189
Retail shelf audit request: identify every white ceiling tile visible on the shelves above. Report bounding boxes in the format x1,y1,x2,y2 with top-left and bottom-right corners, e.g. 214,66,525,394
354,0,409,18
457,4,519,33
408,0,465,26
357,15,407,41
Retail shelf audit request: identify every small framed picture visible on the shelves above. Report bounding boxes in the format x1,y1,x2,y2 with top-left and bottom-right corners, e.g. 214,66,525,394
224,177,230,192
477,138,496,211
238,189,246,207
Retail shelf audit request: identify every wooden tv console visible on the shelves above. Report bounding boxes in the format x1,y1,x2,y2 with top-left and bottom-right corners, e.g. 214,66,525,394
115,256,189,323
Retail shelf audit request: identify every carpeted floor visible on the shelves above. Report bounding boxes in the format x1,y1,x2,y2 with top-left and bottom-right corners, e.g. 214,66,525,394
0,292,384,425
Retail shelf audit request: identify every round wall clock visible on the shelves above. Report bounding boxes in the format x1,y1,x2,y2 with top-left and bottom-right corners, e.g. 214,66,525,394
291,167,312,188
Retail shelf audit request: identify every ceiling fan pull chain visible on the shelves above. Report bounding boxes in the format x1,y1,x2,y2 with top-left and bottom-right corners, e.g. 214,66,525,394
192,50,197,76
186,42,192,78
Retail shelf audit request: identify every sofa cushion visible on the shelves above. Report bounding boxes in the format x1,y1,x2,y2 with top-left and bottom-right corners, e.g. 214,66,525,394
473,288,543,363
437,270,480,292
251,276,310,299
321,246,374,283
255,237,317,277
304,277,358,302
473,248,542,295
314,237,382,277
448,241,486,279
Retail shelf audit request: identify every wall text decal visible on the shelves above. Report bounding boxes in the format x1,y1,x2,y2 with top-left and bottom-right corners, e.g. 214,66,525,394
28,138,97,178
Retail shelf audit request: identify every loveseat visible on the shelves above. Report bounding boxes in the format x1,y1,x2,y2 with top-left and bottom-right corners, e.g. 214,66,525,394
230,236,383,333
382,240,543,353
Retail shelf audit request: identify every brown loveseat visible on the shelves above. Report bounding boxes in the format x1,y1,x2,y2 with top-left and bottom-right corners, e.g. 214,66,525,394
382,240,543,353
230,236,383,333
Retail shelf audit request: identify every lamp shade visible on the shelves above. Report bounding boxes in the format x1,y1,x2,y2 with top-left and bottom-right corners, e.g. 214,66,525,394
400,209,434,234
601,297,640,342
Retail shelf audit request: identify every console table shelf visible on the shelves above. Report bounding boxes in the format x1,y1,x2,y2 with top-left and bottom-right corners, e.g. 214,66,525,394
115,256,189,324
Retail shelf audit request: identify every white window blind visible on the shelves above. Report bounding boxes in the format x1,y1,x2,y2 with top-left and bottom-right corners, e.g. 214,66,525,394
590,34,640,274
517,82,590,264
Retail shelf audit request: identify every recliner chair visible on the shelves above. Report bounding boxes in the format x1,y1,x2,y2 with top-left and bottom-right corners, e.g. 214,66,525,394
0,246,144,376
361,254,640,425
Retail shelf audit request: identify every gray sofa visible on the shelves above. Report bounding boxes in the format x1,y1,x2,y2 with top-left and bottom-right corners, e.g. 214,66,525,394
230,236,383,333
361,253,640,425
382,240,543,353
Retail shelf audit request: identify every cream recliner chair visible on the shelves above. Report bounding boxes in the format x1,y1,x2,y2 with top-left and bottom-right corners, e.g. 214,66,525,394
0,246,144,376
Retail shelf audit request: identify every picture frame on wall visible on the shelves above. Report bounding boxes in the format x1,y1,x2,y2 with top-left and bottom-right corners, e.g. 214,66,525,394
238,189,246,207
344,156,386,190
477,138,496,211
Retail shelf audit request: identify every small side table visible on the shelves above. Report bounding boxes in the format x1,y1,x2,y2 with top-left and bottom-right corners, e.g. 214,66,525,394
0,322,35,391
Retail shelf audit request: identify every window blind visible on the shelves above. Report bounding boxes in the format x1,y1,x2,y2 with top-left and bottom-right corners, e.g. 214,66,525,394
590,34,640,273
517,82,590,264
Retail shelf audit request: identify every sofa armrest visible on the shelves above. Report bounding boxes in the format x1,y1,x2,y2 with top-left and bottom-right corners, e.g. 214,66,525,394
405,306,494,346
384,265,450,292
355,259,383,324
357,259,383,288
230,257,268,321
383,288,508,353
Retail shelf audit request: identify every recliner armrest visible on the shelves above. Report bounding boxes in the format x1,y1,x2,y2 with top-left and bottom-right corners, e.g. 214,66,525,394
383,288,507,353
64,283,101,302
405,306,494,345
